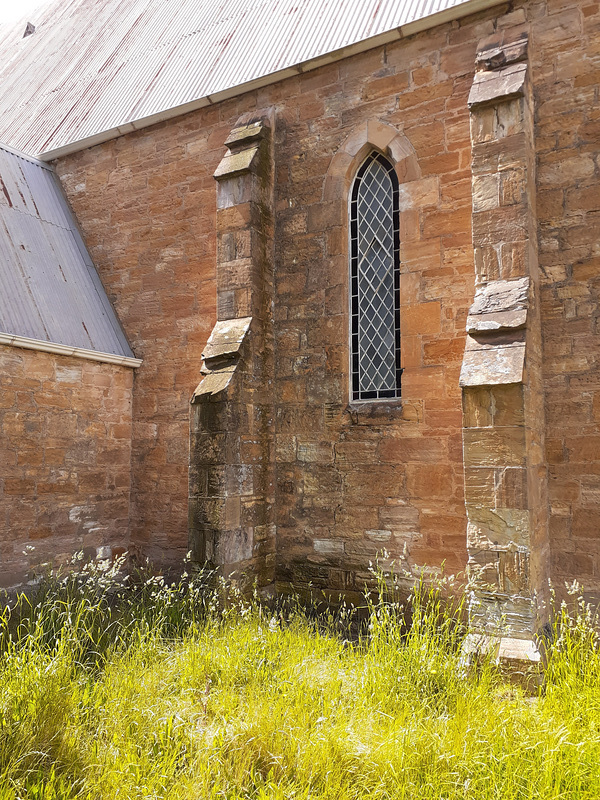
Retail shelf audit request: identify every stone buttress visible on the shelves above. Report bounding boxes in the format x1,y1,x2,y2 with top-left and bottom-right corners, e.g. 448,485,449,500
461,32,550,662
189,114,276,591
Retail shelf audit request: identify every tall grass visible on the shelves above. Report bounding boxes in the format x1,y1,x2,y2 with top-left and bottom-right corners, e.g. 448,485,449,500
0,560,599,799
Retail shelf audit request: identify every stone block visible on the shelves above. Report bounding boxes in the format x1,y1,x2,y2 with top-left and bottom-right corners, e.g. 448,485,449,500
213,528,252,565
496,467,528,509
378,504,419,534
397,177,439,211
202,317,252,361
216,174,255,208
566,436,600,464
224,121,266,147
401,335,422,368
401,367,447,400
466,277,529,333
297,441,334,463
314,539,345,554
500,167,526,206
472,173,499,212
362,72,409,101
218,230,252,262
464,467,496,506
463,427,526,468
365,529,392,542
471,204,528,247
572,509,600,539
470,106,496,144
214,146,260,179
498,549,530,594
462,386,493,428
467,507,530,550
423,337,465,365
468,63,527,108
491,384,524,426
191,370,234,400
459,339,525,386
366,119,398,150
406,463,453,498
475,37,528,70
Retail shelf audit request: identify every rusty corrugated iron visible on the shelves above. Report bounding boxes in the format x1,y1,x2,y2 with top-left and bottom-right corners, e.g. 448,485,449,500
0,143,134,357
0,0,477,157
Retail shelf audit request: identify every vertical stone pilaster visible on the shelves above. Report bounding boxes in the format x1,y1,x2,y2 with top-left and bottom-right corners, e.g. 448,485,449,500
189,114,276,591
461,34,550,651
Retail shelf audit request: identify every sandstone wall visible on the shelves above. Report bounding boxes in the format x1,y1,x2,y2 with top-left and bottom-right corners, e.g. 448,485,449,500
270,36,481,596
0,346,133,587
54,0,600,596
55,120,222,566
534,0,600,596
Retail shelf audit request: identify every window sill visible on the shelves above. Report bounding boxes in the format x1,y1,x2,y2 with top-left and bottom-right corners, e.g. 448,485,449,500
345,398,422,424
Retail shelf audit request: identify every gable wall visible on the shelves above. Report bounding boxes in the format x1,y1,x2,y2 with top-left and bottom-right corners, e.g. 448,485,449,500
0,346,133,586
54,0,600,597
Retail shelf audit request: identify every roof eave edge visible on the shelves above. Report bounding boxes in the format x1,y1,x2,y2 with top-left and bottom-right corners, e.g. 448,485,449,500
37,0,507,163
0,139,54,169
0,331,143,368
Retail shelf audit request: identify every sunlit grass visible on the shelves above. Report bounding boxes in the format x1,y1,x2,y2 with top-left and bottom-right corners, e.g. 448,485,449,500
0,560,599,799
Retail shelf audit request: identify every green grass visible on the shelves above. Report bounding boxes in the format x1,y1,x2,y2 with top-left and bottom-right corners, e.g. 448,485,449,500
0,561,599,799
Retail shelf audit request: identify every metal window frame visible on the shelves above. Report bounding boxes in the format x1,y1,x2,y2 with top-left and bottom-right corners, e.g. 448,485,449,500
349,151,401,402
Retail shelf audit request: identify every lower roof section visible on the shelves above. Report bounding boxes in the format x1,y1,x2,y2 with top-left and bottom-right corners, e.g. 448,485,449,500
0,142,137,364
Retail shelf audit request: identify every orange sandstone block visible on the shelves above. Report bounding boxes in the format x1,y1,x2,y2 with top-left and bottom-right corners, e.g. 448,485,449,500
407,463,453,497
402,302,441,336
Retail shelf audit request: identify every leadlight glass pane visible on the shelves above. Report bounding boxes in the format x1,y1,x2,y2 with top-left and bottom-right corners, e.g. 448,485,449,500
350,152,401,401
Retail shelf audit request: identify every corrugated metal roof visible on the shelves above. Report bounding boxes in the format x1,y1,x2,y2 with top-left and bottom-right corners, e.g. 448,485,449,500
0,0,483,157
0,142,135,358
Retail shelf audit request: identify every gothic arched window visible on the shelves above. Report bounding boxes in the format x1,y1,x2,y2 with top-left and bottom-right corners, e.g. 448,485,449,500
350,151,401,401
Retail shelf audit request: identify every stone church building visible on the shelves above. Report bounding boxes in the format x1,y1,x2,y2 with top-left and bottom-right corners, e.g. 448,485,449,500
0,0,597,643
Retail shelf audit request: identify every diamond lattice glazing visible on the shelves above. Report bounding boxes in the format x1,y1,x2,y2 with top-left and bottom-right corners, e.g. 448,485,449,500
350,153,400,400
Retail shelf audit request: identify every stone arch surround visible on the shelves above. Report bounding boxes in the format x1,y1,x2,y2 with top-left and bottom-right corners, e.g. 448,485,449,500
320,119,451,407
324,121,422,203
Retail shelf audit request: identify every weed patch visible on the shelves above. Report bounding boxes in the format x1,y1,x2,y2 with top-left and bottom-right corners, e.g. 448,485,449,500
0,562,599,799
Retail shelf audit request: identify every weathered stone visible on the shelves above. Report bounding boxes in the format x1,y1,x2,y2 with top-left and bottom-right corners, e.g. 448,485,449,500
459,338,525,386
472,173,499,212
365,529,392,542
475,37,529,70
462,28,553,656
214,146,260,179
189,114,275,591
468,63,527,108
202,317,252,361
191,370,235,400
464,427,526,468
464,467,495,506
0,345,132,586
466,277,529,333
224,122,267,147
467,507,531,550
213,527,252,564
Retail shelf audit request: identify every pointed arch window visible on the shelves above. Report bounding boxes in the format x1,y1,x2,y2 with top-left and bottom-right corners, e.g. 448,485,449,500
350,151,401,401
